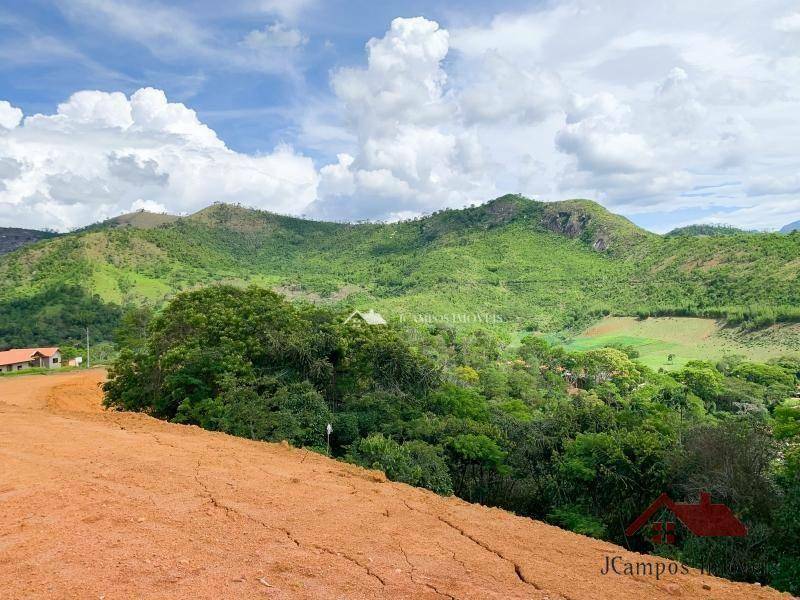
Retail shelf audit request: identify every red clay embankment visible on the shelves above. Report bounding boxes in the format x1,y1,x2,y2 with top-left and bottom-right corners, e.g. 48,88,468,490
0,370,791,599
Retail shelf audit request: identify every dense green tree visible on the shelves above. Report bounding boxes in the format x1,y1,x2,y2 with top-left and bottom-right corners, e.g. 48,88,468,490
670,417,778,523
114,306,154,353
731,362,795,388
672,363,724,406
447,433,508,501
774,398,800,440
772,448,800,594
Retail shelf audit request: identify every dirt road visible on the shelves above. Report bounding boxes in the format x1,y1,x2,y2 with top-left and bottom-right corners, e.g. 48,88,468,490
0,370,789,599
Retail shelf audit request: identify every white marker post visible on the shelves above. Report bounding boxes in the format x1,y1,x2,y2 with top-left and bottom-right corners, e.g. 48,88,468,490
326,423,333,456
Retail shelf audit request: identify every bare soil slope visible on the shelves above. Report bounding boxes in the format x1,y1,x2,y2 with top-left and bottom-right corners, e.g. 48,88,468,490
0,371,789,599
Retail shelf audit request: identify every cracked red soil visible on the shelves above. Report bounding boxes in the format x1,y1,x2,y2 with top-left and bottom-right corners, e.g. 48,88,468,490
0,370,789,599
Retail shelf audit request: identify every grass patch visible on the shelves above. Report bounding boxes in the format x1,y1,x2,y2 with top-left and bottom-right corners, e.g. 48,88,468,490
0,366,81,377
562,316,800,370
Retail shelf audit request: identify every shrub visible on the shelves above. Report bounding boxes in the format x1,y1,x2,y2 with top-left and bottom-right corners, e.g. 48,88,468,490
548,505,607,538
731,362,795,388
346,434,453,495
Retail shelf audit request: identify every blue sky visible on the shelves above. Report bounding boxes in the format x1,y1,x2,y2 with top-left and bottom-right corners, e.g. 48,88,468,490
1,0,526,154
1,0,799,231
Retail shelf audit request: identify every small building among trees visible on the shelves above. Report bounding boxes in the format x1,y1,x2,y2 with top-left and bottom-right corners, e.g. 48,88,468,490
344,309,387,326
0,348,61,373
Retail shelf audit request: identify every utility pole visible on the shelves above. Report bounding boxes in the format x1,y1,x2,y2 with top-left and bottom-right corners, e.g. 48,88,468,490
86,278,93,370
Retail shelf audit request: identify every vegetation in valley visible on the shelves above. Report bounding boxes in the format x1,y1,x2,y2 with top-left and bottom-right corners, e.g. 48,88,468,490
0,285,121,349
105,285,800,594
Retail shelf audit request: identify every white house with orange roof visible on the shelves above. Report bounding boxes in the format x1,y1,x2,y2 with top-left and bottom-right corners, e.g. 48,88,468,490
0,348,61,373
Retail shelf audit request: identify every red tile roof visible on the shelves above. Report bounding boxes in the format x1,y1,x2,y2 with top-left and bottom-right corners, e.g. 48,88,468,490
0,347,59,366
35,347,59,358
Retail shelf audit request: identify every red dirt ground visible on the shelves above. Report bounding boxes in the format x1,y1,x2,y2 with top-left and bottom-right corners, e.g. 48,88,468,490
0,370,791,599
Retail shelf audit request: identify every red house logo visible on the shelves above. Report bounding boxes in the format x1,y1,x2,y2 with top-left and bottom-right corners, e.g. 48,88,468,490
626,492,747,543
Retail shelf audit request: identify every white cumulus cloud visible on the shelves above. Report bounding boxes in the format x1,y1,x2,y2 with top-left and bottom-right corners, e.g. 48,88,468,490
774,11,800,32
0,88,317,231
311,17,496,220
0,101,23,130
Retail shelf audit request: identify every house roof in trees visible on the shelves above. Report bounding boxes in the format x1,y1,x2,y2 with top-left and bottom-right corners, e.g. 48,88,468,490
344,309,387,325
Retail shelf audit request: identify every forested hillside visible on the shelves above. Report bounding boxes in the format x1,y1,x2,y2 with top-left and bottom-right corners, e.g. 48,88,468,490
1,195,799,347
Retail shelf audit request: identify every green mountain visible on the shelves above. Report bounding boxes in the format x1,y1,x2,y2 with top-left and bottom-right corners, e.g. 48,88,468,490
1,195,799,347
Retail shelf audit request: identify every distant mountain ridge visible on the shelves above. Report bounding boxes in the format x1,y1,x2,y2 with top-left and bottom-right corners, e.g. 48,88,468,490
80,210,180,232
1,195,799,346
0,227,58,255
781,220,800,233
666,224,751,237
